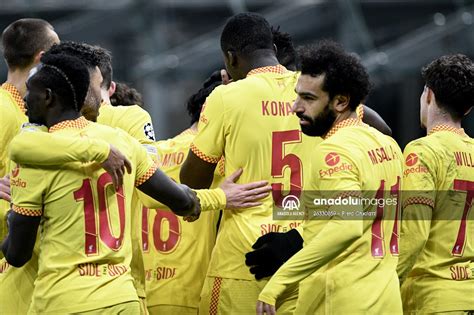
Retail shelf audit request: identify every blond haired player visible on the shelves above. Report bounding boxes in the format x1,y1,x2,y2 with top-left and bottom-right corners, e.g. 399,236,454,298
397,54,474,313
257,41,403,315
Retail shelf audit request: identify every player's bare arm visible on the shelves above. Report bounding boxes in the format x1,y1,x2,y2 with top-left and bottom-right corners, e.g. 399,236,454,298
180,150,216,189
1,212,41,267
138,168,200,217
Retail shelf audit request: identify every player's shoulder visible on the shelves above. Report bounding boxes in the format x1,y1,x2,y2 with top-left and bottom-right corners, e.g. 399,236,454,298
0,89,16,110
155,129,195,153
115,104,149,116
404,134,441,156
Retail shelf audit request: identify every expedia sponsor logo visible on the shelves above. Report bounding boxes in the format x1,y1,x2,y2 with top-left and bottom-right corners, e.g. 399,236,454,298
325,152,340,166
11,177,27,188
404,164,428,176
319,163,353,178
405,153,418,166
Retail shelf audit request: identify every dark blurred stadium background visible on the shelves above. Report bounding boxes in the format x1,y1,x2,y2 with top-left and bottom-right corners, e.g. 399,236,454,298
1,0,473,147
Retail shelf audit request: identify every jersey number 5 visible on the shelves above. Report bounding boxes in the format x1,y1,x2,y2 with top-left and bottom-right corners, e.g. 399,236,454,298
74,173,126,256
271,130,303,207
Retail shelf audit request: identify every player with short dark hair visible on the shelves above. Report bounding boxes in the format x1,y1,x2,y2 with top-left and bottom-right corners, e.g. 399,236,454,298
0,18,59,314
256,41,403,314
180,12,320,314
110,82,144,107
1,18,59,70
271,26,297,71
397,54,474,313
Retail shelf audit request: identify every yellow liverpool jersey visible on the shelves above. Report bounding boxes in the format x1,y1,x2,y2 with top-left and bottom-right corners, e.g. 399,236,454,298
398,125,474,313
259,119,404,314
0,83,30,315
0,83,27,252
143,128,222,309
190,65,321,280
9,117,157,314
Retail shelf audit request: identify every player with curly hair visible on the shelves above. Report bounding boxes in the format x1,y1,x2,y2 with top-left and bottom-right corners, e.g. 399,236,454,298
256,40,404,314
397,54,474,313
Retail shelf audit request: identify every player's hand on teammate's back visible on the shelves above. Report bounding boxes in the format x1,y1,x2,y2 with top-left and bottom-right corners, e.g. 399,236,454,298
220,169,272,210
256,300,276,315
101,145,132,189
0,175,11,202
245,229,303,280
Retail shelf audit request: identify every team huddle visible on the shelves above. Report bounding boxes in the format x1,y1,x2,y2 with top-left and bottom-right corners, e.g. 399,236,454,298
0,11,473,315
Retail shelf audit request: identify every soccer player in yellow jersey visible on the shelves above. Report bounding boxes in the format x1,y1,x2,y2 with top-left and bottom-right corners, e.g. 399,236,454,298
144,73,224,315
397,54,474,313
1,53,202,314
0,18,59,246
0,18,59,314
179,13,322,314
37,41,157,313
256,41,403,314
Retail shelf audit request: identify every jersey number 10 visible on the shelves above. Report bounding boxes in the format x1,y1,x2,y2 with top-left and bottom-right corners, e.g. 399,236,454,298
74,173,126,256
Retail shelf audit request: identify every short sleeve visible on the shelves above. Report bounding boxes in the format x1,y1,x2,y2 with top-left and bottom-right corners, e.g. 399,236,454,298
123,106,156,144
9,124,110,165
190,90,226,164
10,163,45,216
401,141,436,209
127,133,158,187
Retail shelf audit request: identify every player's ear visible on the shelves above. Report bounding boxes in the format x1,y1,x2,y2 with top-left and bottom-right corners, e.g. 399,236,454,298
33,51,45,66
44,88,53,107
227,50,238,67
425,86,434,105
108,81,116,98
333,95,350,113
273,43,278,55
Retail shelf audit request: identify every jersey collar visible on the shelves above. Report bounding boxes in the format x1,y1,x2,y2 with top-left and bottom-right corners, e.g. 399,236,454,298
179,128,198,136
49,116,90,133
1,83,26,113
428,124,467,137
324,118,366,139
247,64,287,77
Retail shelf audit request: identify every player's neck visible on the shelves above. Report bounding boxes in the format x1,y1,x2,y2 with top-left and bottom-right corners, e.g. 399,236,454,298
334,110,357,125
426,114,461,133
190,122,198,132
46,110,82,128
245,54,279,73
6,68,32,97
